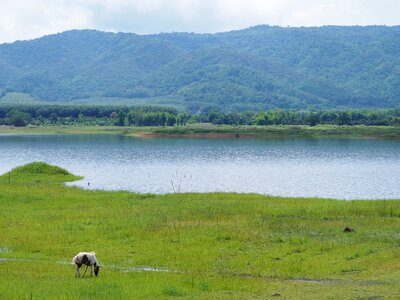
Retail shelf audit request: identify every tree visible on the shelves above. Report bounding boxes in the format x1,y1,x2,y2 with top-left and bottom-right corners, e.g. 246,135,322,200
389,116,400,126
160,113,167,126
117,111,126,126
127,113,134,126
337,112,351,125
166,114,176,126
306,112,320,126
49,112,58,123
6,110,31,127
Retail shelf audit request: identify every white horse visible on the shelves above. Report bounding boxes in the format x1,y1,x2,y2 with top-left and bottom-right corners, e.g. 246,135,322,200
72,252,100,277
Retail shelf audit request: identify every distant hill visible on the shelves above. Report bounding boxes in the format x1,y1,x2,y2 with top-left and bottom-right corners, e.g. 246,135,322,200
0,25,399,112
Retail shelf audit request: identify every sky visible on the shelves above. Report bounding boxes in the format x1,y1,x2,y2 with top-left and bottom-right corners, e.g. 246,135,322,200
0,0,399,43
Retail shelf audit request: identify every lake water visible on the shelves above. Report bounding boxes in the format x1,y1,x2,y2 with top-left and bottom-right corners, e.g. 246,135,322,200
0,134,399,200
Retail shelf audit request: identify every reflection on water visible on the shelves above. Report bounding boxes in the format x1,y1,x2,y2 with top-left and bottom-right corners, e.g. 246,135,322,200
1,134,399,199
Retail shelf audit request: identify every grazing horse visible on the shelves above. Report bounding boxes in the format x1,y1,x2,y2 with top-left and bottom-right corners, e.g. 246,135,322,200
73,252,100,278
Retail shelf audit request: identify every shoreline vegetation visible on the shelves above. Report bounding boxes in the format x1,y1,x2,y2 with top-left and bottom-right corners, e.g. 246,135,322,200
1,104,400,139
1,123,400,139
0,163,399,299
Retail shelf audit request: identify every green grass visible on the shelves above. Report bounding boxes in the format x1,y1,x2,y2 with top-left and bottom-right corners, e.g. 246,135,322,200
0,92,187,110
3,162,82,184
0,92,45,104
1,123,400,140
69,95,187,111
1,163,400,299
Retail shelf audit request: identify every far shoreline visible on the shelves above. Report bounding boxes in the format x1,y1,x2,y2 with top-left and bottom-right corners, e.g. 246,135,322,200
1,124,400,140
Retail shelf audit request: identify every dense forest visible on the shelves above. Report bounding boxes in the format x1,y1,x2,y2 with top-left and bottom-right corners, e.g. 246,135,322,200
0,26,399,112
1,104,400,127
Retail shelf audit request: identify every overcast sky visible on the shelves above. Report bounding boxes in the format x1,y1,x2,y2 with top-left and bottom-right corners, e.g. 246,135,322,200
0,0,399,43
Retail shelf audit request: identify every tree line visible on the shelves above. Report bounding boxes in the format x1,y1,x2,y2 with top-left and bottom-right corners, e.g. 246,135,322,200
1,104,400,127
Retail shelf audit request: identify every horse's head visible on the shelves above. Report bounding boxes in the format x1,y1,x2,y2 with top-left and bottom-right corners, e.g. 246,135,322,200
94,263,100,276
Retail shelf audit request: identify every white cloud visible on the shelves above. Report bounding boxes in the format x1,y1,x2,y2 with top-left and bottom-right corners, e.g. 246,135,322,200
0,0,399,43
0,0,93,42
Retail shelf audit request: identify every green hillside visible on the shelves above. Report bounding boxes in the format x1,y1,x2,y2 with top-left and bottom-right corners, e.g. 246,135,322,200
0,26,399,112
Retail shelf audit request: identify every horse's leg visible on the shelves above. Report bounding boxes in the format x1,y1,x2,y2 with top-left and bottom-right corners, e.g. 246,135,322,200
82,265,89,278
75,266,81,278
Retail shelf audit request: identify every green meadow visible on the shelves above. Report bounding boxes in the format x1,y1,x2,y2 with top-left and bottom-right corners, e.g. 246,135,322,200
0,163,399,299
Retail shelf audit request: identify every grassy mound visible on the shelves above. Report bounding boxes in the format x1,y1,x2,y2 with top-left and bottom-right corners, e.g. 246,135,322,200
9,162,71,176
1,162,82,184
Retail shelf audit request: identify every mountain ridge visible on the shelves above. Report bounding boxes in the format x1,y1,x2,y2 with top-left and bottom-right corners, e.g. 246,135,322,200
0,25,399,112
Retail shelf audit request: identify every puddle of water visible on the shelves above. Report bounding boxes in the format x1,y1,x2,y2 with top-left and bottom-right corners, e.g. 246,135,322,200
288,278,338,285
0,247,11,253
104,263,177,273
1,257,177,274
57,260,74,265
0,257,34,263
122,266,178,273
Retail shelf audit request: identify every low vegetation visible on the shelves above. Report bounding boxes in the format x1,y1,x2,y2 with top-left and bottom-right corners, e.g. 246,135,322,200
2,123,400,140
1,104,400,130
0,163,399,299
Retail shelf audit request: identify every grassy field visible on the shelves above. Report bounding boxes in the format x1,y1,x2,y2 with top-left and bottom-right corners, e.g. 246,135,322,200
0,163,400,299
0,92,187,110
1,123,400,140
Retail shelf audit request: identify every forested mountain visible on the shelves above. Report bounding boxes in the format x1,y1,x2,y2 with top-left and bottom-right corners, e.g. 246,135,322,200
0,26,399,112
